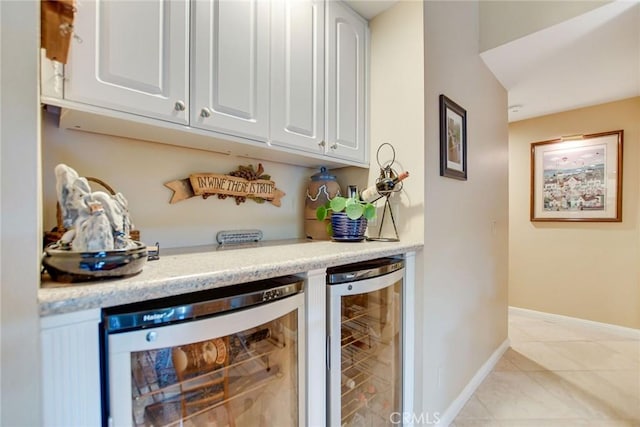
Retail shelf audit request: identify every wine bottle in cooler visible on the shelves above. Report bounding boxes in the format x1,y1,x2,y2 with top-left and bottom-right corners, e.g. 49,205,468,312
360,171,409,202
172,328,271,375
342,373,356,390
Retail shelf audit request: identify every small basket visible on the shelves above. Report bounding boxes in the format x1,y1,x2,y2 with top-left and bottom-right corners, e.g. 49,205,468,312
43,176,140,248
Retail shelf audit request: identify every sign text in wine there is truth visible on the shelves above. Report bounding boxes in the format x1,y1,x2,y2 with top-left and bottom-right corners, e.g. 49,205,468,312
164,164,285,207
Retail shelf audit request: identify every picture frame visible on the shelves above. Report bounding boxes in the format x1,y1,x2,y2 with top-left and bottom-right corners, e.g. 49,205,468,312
439,94,467,180
530,130,623,222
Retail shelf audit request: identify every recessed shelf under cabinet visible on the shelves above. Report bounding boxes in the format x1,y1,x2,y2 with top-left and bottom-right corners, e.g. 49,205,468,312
42,98,367,169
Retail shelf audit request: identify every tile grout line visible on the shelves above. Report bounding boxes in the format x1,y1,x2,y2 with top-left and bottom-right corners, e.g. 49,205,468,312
453,309,640,426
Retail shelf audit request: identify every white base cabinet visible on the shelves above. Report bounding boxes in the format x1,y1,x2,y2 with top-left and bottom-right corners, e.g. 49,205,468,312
40,309,102,427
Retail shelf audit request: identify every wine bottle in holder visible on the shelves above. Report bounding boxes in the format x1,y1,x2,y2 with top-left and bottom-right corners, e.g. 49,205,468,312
360,171,409,202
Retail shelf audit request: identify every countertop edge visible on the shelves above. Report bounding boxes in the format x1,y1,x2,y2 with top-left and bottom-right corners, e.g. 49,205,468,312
39,240,423,317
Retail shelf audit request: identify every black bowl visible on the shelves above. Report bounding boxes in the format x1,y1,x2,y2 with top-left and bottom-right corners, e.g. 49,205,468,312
42,241,148,283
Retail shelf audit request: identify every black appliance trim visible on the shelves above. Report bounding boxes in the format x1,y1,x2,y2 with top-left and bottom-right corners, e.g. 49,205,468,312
326,256,405,284
102,275,304,333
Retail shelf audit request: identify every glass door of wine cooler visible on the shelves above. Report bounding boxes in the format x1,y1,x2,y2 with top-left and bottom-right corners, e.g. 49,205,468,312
104,281,304,427
327,260,404,427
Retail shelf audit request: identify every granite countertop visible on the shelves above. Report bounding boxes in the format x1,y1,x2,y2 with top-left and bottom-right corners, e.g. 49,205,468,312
39,239,423,317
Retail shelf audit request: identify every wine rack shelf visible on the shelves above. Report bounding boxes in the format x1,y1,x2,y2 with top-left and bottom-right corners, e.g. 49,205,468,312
131,326,289,427
339,299,397,427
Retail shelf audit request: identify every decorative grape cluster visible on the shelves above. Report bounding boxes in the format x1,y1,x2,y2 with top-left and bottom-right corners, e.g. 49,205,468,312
230,165,259,180
226,164,271,205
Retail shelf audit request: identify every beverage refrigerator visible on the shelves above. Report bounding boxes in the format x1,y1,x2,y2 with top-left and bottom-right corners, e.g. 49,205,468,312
101,275,305,427
326,257,405,426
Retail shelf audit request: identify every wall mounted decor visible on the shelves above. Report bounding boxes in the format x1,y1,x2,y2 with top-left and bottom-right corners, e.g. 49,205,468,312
165,163,286,207
439,95,467,180
530,130,623,222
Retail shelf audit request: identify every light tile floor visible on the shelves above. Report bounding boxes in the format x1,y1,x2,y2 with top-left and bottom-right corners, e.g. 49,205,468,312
451,310,640,427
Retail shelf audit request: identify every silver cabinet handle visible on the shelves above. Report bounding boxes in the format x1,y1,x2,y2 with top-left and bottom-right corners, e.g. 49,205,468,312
174,101,186,111
326,335,331,370
200,108,212,118
318,140,326,147
330,143,338,149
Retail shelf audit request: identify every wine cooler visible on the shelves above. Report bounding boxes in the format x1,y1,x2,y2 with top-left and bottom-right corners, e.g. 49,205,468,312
101,276,305,427
327,257,405,426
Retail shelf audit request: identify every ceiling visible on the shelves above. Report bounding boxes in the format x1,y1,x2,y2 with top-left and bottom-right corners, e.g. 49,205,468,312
480,1,640,122
348,0,640,123
343,0,397,20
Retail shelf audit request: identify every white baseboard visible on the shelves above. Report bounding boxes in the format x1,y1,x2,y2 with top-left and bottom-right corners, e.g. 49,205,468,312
436,338,510,427
509,306,640,339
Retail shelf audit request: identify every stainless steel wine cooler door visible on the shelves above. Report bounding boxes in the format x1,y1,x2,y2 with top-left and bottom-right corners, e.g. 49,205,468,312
327,259,404,427
104,285,305,427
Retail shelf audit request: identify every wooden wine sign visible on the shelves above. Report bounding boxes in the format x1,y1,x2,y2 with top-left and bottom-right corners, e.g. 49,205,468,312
165,164,286,207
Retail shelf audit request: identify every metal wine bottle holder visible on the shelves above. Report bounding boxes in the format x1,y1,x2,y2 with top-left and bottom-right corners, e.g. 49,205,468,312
367,143,403,242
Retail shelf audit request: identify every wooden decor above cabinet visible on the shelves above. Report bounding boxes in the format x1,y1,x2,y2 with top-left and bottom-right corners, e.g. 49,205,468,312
41,0,369,168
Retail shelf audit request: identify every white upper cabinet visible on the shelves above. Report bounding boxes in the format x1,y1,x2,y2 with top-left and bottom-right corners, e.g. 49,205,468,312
65,0,189,124
51,0,368,167
191,0,270,141
326,1,367,163
270,0,325,153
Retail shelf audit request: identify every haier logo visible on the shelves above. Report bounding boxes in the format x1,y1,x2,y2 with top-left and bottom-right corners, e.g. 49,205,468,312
143,309,175,322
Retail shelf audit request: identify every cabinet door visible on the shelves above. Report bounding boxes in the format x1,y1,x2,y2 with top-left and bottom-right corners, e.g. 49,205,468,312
65,0,189,124
41,310,102,427
192,0,270,141
270,0,325,153
326,2,368,164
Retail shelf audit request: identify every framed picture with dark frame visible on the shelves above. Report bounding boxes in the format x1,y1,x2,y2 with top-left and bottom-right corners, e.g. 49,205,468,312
439,95,467,180
530,130,623,222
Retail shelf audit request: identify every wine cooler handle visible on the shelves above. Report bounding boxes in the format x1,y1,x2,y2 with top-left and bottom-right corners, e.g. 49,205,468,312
326,335,331,370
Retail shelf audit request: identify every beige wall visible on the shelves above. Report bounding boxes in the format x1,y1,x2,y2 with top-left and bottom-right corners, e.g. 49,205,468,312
423,0,509,418
42,114,313,248
368,0,424,240
367,0,427,414
479,0,610,52
1,1,42,424
509,97,640,329
369,1,510,417
296,0,426,242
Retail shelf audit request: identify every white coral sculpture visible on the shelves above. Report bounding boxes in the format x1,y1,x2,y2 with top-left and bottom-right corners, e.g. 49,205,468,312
54,164,138,251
